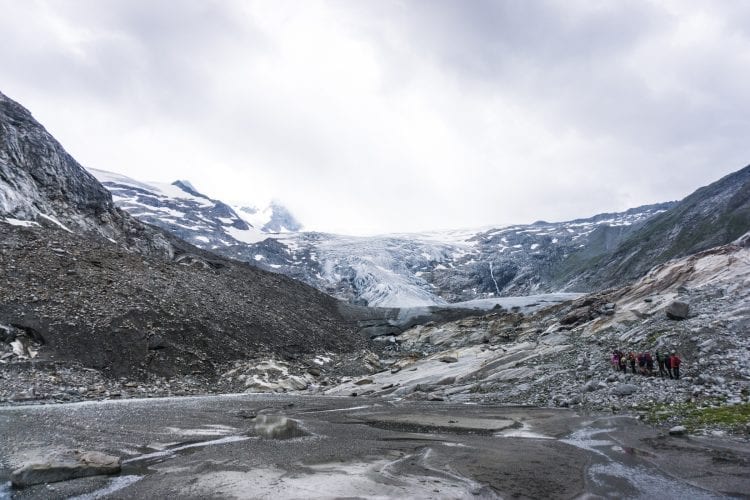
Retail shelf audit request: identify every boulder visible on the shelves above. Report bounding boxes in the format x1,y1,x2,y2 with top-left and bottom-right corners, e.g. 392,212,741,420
668,425,687,436
354,378,373,386
253,415,307,439
439,354,459,363
582,381,598,393
11,450,121,488
666,301,690,320
560,308,589,326
611,384,638,396
278,376,309,392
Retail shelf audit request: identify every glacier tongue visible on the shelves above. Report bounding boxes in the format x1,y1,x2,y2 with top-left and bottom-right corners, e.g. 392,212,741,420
86,166,674,308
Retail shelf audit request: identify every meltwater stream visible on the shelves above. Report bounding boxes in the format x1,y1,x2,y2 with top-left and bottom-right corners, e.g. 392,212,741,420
560,420,720,499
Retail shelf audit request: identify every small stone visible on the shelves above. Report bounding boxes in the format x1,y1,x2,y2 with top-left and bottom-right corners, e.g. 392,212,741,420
354,378,373,386
611,384,638,396
436,376,456,385
439,355,458,363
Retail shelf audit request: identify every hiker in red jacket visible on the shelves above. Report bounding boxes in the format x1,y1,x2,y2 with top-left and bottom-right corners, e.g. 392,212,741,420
664,352,673,379
670,352,682,379
644,352,654,375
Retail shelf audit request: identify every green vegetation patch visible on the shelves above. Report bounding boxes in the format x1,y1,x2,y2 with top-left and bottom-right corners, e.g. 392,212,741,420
637,402,750,433
645,331,664,345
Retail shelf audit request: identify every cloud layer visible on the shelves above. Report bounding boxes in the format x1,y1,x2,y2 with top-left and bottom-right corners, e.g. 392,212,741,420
1,0,747,234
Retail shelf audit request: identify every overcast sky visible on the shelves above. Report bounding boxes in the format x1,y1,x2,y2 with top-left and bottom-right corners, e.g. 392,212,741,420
1,0,748,235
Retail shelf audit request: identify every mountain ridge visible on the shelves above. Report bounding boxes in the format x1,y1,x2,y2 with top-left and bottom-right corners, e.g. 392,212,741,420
89,167,676,306
0,90,365,379
562,165,750,291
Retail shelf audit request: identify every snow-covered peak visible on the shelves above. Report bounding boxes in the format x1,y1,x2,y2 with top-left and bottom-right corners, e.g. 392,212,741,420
88,168,300,249
89,169,215,208
234,200,303,233
88,168,269,247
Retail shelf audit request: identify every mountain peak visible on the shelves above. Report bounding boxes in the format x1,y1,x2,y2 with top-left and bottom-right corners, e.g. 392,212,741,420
234,201,303,233
172,179,205,198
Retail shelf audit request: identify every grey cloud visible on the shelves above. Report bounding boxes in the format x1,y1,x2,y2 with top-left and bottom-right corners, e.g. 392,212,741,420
0,0,747,233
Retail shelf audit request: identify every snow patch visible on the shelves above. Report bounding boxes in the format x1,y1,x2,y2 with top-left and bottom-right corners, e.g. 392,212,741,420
37,213,73,233
224,226,268,244
1,217,39,227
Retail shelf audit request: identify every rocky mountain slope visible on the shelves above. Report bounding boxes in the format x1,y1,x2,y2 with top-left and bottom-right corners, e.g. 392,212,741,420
563,165,750,290
0,90,364,389
322,232,750,434
88,168,297,249
89,166,674,306
0,223,362,379
0,92,172,257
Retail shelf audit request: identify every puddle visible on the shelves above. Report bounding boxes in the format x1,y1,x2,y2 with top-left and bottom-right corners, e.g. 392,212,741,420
364,414,517,435
123,435,252,467
300,405,371,414
69,475,142,500
177,449,497,499
0,481,10,500
496,422,553,439
587,463,718,499
561,423,719,499
163,424,237,436
561,426,618,457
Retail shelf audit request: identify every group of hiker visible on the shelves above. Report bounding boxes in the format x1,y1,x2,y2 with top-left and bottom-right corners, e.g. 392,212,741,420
610,350,682,379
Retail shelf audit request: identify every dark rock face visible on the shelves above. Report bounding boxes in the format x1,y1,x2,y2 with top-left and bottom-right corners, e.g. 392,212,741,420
0,92,111,224
0,91,172,257
666,301,690,320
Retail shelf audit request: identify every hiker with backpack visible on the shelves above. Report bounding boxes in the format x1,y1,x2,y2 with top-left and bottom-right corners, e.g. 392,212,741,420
644,351,654,375
611,351,620,372
670,352,682,379
664,352,673,379
656,351,666,377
